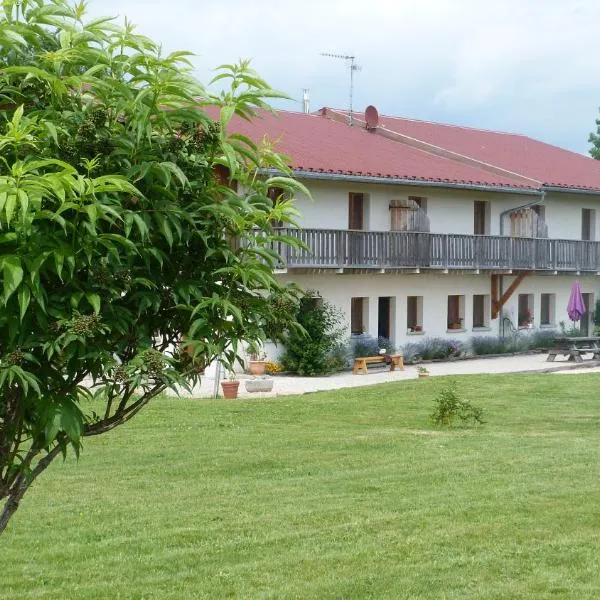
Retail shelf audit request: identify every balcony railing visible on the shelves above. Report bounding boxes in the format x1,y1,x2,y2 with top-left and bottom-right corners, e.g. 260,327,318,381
268,228,600,272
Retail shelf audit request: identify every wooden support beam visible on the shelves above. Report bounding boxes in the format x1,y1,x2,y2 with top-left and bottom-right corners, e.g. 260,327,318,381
491,271,531,319
491,274,500,319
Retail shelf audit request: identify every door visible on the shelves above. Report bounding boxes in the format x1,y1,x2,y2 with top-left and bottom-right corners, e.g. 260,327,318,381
348,193,364,230
473,200,489,235
378,297,391,340
582,293,593,336
348,193,365,265
582,209,596,241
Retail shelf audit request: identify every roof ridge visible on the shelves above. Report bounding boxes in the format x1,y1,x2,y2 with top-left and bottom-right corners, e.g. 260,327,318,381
326,107,524,137
320,108,541,186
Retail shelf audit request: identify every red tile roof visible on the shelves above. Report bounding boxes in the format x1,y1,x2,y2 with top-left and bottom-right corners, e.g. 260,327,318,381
222,109,534,190
344,109,600,192
216,106,600,193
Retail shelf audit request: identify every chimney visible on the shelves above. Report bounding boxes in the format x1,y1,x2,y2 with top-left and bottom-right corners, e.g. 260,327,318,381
302,89,310,113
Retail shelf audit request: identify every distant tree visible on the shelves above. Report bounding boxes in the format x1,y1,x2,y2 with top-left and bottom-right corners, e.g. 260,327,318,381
0,0,307,534
589,109,600,159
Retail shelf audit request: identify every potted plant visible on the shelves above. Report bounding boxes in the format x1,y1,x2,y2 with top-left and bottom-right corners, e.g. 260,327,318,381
221,371,240,399
247,341,267,375
448,318,463,330
418,366,430,378
519,311,533,328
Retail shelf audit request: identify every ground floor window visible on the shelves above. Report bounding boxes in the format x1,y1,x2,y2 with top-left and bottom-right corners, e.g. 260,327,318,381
540,293,555,326
473,294,490,328
351,297,368,335
447,295,465,329
407,296,423,332
518,294,534,327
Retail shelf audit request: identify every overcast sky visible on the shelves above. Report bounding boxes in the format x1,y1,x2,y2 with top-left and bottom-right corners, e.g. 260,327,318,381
86,0,600,155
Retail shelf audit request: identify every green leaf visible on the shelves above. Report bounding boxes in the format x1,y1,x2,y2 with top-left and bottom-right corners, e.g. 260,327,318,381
86,293,101,314
4,193,16,224
18,285,30,321
2,255,23,303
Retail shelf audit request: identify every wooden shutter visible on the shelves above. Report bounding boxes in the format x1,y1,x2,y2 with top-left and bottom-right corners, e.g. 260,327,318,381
447,295,460,327
351,298,364,334
474,201,486,235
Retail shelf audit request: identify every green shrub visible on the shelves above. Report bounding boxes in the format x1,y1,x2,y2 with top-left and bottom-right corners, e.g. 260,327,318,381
430,382,485,427
559,321,584,337
402,342,423,363
529,329,557,349
470,336,514,355
281,294,346,376
401,338,462,362
595,300,600,327
419,338,462,360
351,336,395,358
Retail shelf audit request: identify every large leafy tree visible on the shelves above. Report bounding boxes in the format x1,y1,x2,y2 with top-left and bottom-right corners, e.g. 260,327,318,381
590,110,600,159
0,0,305,534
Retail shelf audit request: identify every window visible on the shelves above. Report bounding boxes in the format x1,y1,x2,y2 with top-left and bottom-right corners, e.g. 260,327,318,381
447,295,465,330
351,297,367,335
407,296,423,332
582,209,596,241
473,294,490,328
540,293,555,326
473,200,490,235
348,193,364,230
268,187,286,228
518,294,534,327
214,164,238,191
409,196,427,213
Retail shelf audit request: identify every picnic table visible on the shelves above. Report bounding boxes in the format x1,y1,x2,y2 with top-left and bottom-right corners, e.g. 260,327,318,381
546,336,600,363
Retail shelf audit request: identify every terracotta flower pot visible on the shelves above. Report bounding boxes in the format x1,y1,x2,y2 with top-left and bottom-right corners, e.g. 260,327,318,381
248,360,266,375
221,380,240,399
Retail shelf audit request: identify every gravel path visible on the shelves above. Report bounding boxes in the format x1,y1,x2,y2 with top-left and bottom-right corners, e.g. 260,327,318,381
170,353,600,399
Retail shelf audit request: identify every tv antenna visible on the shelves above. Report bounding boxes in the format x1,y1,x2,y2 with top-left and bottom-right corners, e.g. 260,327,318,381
321,52,361,125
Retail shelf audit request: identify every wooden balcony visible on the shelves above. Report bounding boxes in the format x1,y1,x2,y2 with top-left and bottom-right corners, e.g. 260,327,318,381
270,228,600,272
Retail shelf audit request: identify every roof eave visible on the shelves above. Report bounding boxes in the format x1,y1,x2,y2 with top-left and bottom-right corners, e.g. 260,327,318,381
260,168,542,196
541,185,600,196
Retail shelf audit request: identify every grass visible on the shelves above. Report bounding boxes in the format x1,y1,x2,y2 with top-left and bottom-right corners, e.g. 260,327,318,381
3,373,600,598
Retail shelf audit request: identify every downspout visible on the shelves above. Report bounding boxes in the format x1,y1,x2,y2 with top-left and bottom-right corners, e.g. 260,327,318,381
497,191,546,337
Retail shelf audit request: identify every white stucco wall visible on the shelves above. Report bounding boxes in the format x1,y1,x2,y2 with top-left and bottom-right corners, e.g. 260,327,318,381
274,272,598,351
291,179,600,240
542,192,600,240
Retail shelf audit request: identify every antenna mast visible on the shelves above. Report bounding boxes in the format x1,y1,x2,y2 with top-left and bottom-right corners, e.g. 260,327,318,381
321,52,361,125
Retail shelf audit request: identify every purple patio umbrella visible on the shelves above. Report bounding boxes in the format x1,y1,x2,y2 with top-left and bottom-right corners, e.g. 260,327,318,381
567,280,586,322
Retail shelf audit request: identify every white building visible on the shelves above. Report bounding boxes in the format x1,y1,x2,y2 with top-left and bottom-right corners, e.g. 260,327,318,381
227,106,600,350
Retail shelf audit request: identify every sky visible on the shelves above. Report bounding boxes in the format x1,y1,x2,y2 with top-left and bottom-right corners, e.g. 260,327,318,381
85,0,600,156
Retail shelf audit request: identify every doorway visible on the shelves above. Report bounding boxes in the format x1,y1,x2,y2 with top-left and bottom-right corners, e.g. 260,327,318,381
378,297,392,341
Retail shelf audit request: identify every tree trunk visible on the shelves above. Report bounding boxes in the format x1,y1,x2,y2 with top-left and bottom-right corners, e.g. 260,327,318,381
0,445,62,536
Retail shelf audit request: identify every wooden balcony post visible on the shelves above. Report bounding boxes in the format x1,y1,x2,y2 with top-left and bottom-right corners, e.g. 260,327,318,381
444,234,449,269
335,230,343,267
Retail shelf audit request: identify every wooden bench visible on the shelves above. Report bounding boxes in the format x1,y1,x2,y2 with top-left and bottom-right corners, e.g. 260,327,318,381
547,336,600,363
353,354,404,375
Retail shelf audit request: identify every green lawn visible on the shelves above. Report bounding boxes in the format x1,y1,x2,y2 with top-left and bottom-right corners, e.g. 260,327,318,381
3,374,600,599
